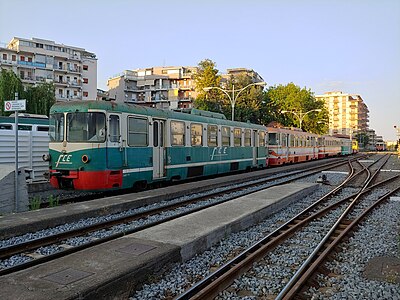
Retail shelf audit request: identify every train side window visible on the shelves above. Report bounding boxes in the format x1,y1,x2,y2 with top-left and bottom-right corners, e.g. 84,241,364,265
109,115,120,142
244,129,251,146
207,125,218,147
171,121,185,146
18,125,32,131
290,135,294,147
222,126,230,146
0,124,12,130
234,128,242,147
268,133,277,145
37,126,49,132
128,117,148,146
153,122,159,147
259,131,265,146
281,133,287,147
191,123,203,146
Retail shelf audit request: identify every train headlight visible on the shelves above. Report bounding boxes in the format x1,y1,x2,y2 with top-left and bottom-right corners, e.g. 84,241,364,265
42,154,51,162
82,154,90,163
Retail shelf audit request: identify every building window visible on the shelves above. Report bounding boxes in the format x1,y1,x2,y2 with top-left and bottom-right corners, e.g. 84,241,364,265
83,65,88,71
20,55,25,61
28,57,32,62
2,53,7,60
83,78,88,84
12,55,16,61
83,91,88,97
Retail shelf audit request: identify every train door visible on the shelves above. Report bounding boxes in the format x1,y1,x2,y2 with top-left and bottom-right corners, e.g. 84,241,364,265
107,114,124,169
285,134,290,160
252,130,257,166
312,137,317,159
152,119,165,179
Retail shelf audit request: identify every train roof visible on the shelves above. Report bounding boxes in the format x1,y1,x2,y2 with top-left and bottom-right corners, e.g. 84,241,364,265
0,115,49,126
50,100,266,129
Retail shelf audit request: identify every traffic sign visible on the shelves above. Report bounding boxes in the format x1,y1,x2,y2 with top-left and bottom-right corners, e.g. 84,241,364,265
4,100,26,111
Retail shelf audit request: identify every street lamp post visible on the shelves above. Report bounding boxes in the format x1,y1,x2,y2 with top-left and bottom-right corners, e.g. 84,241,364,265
203,81,266,121
280,109,322,130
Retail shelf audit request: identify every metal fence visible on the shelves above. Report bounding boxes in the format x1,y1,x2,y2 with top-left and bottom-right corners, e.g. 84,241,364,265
0,129,49,181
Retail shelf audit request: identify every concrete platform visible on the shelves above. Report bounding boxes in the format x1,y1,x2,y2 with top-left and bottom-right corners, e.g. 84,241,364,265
0,182,317,300
0,159,329,239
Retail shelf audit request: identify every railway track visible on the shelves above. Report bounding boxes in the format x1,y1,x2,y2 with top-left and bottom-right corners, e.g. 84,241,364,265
0,157,357,276
174,154,399,299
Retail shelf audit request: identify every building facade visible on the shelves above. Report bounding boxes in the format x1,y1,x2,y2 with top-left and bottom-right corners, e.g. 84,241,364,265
316,91,369,137
108,66,265,109
0,37,97,101
107,66,197,109
221,68,264,85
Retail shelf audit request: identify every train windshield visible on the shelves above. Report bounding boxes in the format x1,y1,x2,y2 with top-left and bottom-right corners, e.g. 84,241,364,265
67,112,106,143
49,113,64,142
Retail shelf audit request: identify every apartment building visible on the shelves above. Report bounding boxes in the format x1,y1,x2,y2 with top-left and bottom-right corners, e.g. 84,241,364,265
108,66,265,109
315,91,369,136
221,68,264,86
0,37,97,101
108,66,197,109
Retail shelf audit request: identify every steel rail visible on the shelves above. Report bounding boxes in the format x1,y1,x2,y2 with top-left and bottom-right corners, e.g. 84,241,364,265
0,158,350,260
0,157,353,276
276,154,391,299
175,155,391,300
281,185,400,299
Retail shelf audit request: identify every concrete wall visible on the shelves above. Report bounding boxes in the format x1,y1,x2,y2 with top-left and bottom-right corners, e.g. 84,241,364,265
0,165,29,214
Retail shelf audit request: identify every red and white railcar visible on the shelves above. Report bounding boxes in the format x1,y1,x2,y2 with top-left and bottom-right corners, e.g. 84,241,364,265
267,127,318,166
317,135,342,158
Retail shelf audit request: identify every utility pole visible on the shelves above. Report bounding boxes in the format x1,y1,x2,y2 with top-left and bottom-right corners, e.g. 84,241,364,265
4,93,26,212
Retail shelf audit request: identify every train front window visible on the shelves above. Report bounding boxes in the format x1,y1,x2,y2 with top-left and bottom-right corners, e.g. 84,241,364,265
67,112,106,142
49,113,64,142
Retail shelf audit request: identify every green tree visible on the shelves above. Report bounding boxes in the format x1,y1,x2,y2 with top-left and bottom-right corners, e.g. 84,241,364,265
193,59,224,113
25,82,55,116
355,132,369,149
263,83,327,134
0,68,24,116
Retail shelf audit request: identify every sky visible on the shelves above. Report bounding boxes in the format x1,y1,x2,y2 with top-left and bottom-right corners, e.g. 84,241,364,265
0,0,399,140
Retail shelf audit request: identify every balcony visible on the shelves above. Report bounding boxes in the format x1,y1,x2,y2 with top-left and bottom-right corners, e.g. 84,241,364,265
18,60,46,68
69,80,82,87
68,54,81,61
54,80,68,86
0,59,15,66
56,94,82,101
68,67,81,73
21,77,35,83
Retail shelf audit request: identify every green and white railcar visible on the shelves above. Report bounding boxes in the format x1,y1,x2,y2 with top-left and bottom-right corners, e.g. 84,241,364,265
48,101,267,191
